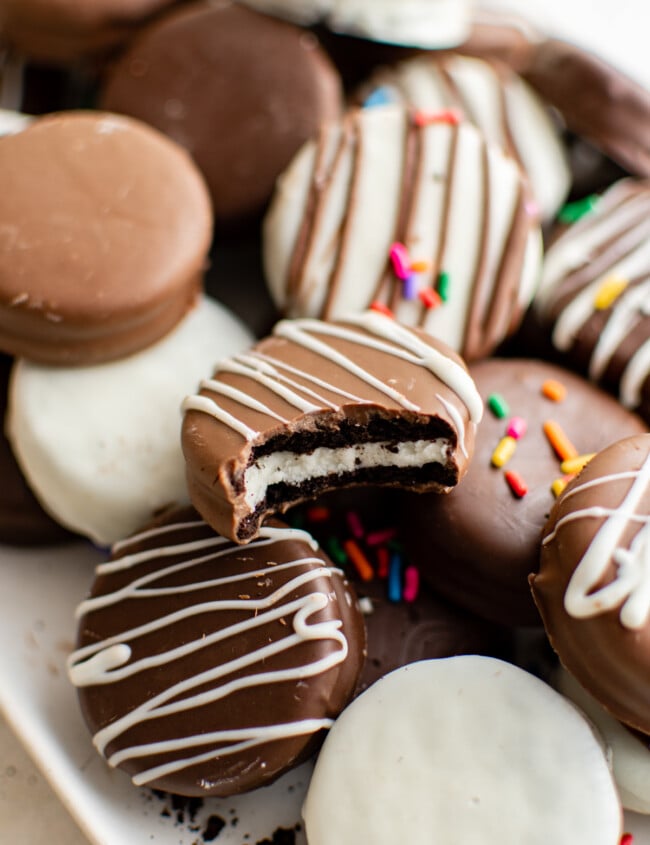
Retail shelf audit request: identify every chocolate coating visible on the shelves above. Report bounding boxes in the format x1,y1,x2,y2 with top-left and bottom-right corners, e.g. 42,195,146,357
0,0,178,63
532,434,650,734
100,1,343,224
401,359,647,627
181,312,482,543
524,38,650,178
0,354,73,545
0,111,212,365
69,507,365,797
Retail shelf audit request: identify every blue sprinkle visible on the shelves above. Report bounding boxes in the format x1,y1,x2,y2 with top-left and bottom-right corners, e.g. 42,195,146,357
402,272,418,301
363,86,397,109
388,552,402,603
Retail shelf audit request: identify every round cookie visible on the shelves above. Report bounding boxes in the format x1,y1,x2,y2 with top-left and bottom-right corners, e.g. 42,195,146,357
0,0,178,63
6,295,253,547
263,104,542,362
401,359,647,627
0,353,73,545
303,657,622,845
524,38,650,178
100,2,342,225
238,0,472,49
0,111,212,365
558,667,650,815
181,311,483,543
535,178,650,426
68,507,365,797
357,52,570,221
532,433,650,735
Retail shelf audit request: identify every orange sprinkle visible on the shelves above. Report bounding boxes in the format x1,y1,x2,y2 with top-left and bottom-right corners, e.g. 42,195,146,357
369,301,394,318
542,379,567,402
307,506,330,522
344,539,374,582
410,260,430,273
544,419,578,461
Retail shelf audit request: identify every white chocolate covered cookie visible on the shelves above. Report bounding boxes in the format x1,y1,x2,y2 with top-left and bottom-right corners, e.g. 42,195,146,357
6,296,254,546
303,657,621,845
264,105,542,362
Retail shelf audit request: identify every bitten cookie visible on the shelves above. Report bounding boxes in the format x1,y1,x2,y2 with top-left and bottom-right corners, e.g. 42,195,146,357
68,507,365,797
7,296,253,546
535,178,650,425
401,359,646,627
100,2,342,224
0,111,212,365
303,657,621,845
532,433,650,734
182,311,483,543
357,52,570,221
264,105,542,362
238,0,472,49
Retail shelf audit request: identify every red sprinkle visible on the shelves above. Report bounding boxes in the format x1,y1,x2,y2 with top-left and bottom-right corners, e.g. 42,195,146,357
413,107,463,127
366,528,397,546
307,506,330,522
346,510,364,540
418,288,442,310
504,470,528,499
370,301,394,318
343,539,374,582
402,566,420,603
376,546,390,579
620,835,634,845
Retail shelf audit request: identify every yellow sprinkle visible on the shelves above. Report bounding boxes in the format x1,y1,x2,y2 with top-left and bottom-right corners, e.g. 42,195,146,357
491,436,517,468
593,275,628,310
560,453,596,475
551,477,572,498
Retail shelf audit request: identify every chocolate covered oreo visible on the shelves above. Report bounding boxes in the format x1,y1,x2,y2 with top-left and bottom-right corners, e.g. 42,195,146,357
0,111,212,365
182,311,483,543
68,508,365,796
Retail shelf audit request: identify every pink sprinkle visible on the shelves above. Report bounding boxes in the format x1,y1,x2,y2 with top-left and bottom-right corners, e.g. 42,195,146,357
402,566,420,603
507,416,527,440
403,272,418,300
346,510,364,540
389,242,410,280
366,528,397,546
525,198,540,219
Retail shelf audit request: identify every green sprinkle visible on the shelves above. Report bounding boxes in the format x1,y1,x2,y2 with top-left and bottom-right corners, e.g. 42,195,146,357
487,393,509,419
436,271,451,302
557,194,600,224
327,537,348,566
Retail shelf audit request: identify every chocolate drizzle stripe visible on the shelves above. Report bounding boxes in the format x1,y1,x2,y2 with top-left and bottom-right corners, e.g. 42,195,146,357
321,116,363,320
461,138,491,357
543,457,650,629
286,125,339,307
431,122,460,287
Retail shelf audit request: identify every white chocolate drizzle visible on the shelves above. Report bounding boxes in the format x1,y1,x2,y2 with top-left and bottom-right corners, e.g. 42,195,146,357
183,312,483,450
542,453,650,629
68,522,349,786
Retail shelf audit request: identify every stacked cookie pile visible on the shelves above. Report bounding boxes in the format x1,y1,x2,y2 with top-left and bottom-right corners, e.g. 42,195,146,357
1,0,649,842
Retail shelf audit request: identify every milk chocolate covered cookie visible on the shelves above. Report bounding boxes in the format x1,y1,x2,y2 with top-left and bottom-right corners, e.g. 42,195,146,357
401,359,646,626
101,2,342,224
0,111,212,365
182,311,483,543
532,433,650,735
264,105,542,362
68,508,365,796
535,178,650,425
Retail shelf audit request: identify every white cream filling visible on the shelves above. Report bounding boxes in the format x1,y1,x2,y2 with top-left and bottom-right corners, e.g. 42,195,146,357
243,438,450,509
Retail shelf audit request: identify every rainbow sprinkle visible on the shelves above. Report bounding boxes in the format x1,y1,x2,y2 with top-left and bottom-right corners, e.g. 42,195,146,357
593,275,629,310
491,436,517,468
505,470,528,499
